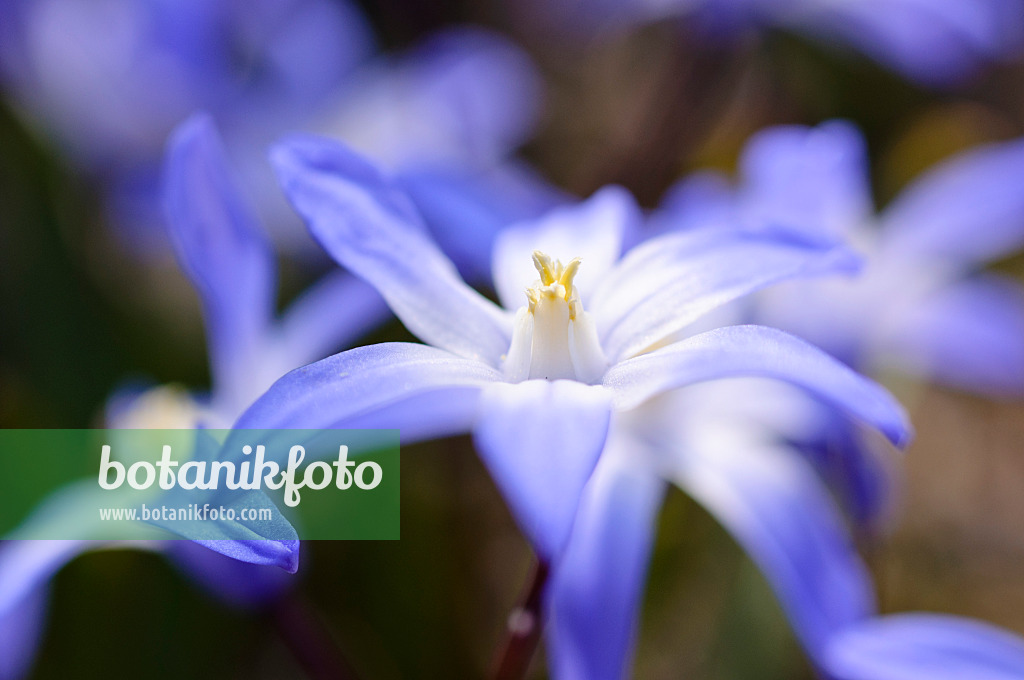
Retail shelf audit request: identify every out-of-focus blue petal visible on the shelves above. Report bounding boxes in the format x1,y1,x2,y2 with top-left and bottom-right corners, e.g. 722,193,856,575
0,580,46,680
398,28,542,165
604,325,911,448
647,171,735,240
183,539,298,574
880,138,1024,267
789,413,895,528
473,380,613,559
226,0,374,121
0,539,161,680
546,437,665,680
277,270,391,367
492,186,639,308
319,27,542,170
788,0,1024,86
737,121,872,243
666,435,875,664
166,541,293,608
0,540,89,628
399,163,567,284
233,343,501,443
591,229,862,363
876,274,1024,397
162,113,275,413
824,613,1024,680
271,137,512,365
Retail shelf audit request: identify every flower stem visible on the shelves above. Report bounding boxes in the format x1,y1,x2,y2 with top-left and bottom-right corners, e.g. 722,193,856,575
491,560,551,680
272,592,362,680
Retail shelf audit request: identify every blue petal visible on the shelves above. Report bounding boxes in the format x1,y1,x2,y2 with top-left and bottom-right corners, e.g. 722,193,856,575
877,274,1024,397
239,0,374,112
737,121,873,243
399,163,568,284
546,438,665,680
880,138,1024,267
591,229,862,364
667,436,875,664
271,137,512,365
166,540,294,607
0,540,87,630
789,412,895,528
787,1,1024,86
186,539,299,574
473,380,613,559
0,579,46,680
492,186,639,308
322,27,541,170
824,614,1024,680
162,113,276,409
648,171,735,240
0,539,138,679
233,343,501,443
144,432,301,571
277,269,391,367
604,325,912,448
393,27,542,164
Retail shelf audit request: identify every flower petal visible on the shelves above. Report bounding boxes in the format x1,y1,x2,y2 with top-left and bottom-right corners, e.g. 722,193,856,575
648,171,735,239
233,343,501,445
665,435,875,665
546,436,665,680
399,163,567,284
880,138,1024,268
271,136,511,365
491,186,639,308
473,380,613,559
591,230,862,364
0,579,46,680
603,325,911,448
737,121,873,243
277,269,391,367
790,412,895,529
876,274,1024,397
165,541,294,607
784,0,1024,86
824,614,1024,680
0,539,89,628
318,27,541,169
162,113,275,408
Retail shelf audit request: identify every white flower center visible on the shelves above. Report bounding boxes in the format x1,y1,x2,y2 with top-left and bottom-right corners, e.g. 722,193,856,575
503,251,607,383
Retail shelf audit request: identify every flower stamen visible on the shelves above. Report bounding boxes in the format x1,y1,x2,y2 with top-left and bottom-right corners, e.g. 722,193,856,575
503,251,607,383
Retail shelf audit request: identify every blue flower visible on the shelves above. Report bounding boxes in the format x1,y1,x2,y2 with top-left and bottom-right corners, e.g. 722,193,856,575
662,121,1024,398
546,379,1024,679
540,0,1024,86
654,121,1024,530
216,135,916,679
0,0,372,169
543,120,1024,679
0,0,545,251
0,114,390,680
240,134,910,556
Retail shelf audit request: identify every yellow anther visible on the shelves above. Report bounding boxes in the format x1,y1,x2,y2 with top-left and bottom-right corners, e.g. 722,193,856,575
559,257,582,291
532,250,558,286
507,250,607,384
525,288,540,312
